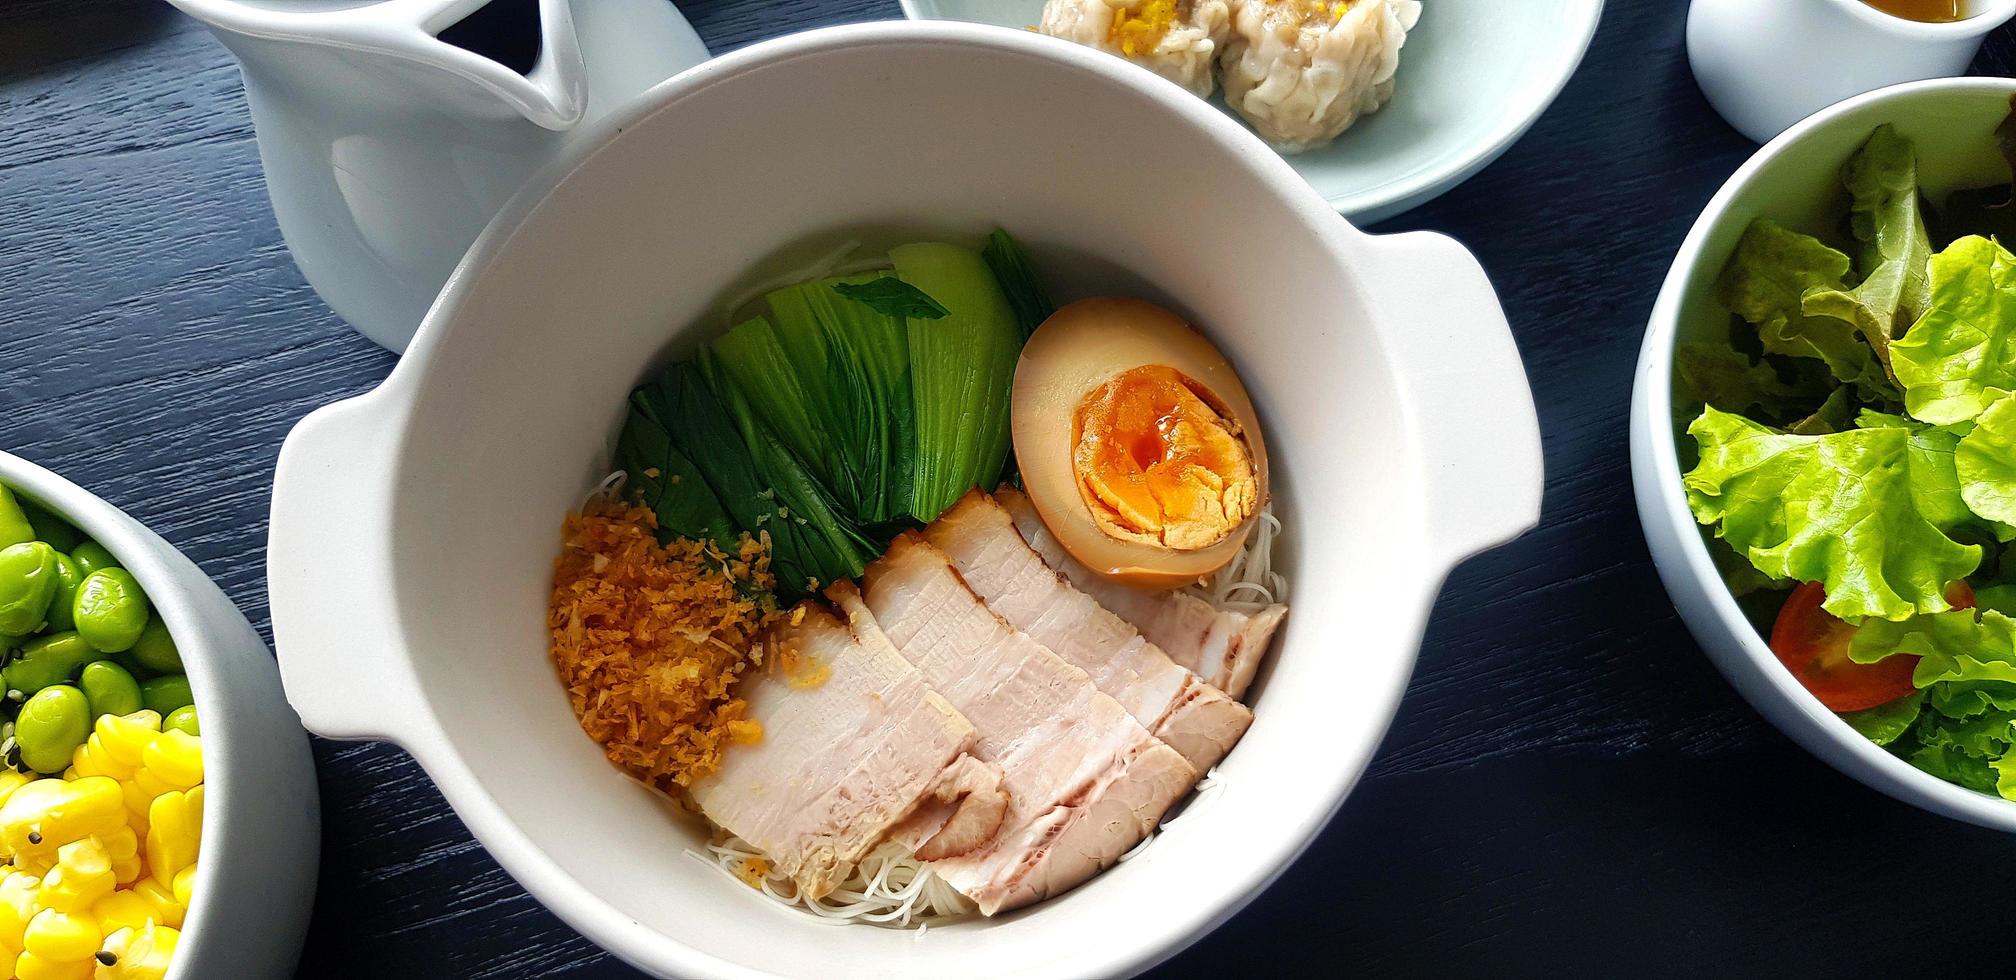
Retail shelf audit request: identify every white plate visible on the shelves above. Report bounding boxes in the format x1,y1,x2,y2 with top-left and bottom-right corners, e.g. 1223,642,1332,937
901,0,1602,223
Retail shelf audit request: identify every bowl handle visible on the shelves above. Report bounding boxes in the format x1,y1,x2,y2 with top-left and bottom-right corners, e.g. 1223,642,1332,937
1363,230,1544,567
267,388,440,747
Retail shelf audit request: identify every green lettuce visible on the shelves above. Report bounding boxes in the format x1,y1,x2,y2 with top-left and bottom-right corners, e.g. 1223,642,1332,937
1841,691,1923,746
1802,125,1932,363
1957,392,2016,528
1891,236,2016,425
1684,407,1980,620
1717,219,1889,393
1849,608,2016,686
1675,342,1834,422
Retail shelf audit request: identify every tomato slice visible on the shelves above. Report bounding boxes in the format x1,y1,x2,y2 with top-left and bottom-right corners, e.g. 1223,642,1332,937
1768,581,1976,713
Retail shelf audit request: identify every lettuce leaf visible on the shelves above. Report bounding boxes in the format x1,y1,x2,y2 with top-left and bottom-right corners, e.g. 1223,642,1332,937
1717,219,1889,393
1802,125,1932,363
1891,236,2016,425
1685,406,1981,620
1957,392,2016,529
1849,608,2016,686
1841,691,1923,746
1675,341,1835,422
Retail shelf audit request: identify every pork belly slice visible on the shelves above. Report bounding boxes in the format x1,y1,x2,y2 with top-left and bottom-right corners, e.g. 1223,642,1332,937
687,603,1005,899
839,538,1196,915
997,487,1287,701
925,491,1253,771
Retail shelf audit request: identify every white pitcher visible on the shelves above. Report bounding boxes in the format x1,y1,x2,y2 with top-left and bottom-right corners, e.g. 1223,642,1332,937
163,0,710,351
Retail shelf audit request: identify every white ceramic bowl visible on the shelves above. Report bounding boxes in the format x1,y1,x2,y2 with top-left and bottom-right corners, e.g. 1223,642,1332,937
1632,78,2016,832
267,22,1542,978
901,0,1602,223
0,451,319,978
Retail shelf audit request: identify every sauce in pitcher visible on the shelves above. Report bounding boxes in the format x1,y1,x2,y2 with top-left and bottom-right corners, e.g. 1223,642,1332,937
1861,0,1967,22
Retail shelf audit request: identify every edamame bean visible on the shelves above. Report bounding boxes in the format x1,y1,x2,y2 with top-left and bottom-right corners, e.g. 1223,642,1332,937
68,541,118,577
4,632,96,696
0,542,58,636
127,615,181,674
78,661,142,718
0,487,34,551
17,498,81,553
16,685,90,775
139,675,193,717
162,704,199,736
41,553,82,633
72,568,149,653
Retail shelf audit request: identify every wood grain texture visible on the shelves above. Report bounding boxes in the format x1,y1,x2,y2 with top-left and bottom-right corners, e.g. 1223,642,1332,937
2,0,2014,976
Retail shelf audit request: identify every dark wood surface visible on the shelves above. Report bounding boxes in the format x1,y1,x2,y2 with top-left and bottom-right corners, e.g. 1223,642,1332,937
5,1,2015,976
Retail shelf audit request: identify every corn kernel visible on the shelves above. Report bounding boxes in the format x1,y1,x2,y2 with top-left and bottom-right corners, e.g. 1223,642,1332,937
17,950,93,980
168,864,194,911
138,734,200,792
125,880,179,931
38,839,114,914
23,908,99,961
94,923,177,980
89,892,154,937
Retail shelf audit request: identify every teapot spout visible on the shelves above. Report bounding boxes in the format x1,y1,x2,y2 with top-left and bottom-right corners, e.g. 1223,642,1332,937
165,0,588,130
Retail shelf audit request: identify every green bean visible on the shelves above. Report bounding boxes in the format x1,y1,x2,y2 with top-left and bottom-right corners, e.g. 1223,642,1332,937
0,487,35,551
17,498,81,553
0,542,59,636
68,542,119,577
162,704,199,736
42,552,82,633
3,632,96,696
72,568,149,653
126,615,181,674
78,661,142,718
16,686,90,774
139,675,193,717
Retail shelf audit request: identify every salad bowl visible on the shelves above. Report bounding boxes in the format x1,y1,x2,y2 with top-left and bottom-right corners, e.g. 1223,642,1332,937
0,451,320,978
266,21,1542,978
1632,77,2016,833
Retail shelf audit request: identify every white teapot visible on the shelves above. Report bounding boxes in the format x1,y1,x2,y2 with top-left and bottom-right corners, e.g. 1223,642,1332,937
163,0,710,351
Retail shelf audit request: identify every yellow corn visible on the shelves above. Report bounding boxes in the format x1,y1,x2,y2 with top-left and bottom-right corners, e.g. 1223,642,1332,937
0,714,201,977
142,787,200,890
92,924,177,980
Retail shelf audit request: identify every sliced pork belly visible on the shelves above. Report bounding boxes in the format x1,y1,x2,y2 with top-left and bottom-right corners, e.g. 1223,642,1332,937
838,540,1196,915
997,487,1286,700
688,603,1005,899
925,491,1253,771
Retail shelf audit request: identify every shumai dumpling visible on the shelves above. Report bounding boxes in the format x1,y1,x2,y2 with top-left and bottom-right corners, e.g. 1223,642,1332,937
1039,0,1234,99
1219,0,1422,153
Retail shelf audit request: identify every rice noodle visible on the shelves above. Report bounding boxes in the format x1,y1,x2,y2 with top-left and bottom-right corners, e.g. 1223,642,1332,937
693,838,973,929
1187,503,1286,611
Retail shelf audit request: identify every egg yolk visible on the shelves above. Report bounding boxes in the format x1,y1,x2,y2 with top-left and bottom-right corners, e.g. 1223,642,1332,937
1071,364,1258,551
1109,0,1181,57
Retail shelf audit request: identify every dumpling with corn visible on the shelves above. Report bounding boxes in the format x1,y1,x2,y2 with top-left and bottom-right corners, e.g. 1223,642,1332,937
1218,0,1422,153
1039,0,1233,99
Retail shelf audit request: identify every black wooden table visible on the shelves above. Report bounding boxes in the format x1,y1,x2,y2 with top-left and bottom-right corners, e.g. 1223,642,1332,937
6,1,2015,976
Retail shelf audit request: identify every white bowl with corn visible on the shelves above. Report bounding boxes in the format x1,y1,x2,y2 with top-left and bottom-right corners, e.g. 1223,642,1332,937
0,451,317,979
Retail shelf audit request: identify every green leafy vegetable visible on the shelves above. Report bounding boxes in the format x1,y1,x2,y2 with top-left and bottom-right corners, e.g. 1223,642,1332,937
1802,125,1932,363
832,278,950,320
698,350,873,595
1957,392,2016,529
1716,219,1889,394
1854,409,1981,535
1675,342,1834,421
769,272,917,523
1786,386,1858,435
615,396,738,552
1977,584,2016,618
981,228,1055,336
1891,236,2016,425
894,241,1025,520
1684,406,1981,620
1850,608,2016,687
707,316,858,508
1840,691,1923,746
